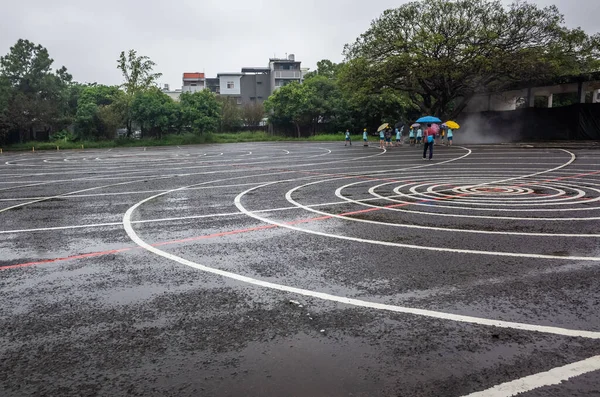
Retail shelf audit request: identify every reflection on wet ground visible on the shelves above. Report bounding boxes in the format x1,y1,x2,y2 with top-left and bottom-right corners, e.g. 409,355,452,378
1,143,600,396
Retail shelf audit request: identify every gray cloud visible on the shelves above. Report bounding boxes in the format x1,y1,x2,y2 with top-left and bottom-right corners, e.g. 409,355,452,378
1,0,598,88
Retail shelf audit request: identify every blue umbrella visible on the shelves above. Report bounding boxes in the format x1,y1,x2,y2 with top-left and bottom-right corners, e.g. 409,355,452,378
416,116,442,123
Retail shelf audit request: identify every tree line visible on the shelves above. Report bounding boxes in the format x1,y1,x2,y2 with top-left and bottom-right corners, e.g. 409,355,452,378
0,44,264,144
1,0,599,143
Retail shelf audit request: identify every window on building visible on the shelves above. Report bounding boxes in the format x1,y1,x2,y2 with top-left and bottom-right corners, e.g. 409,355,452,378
256,81,262,85
250,97,255,100
227,81,235,89
257,96,263,100
191,83,197,86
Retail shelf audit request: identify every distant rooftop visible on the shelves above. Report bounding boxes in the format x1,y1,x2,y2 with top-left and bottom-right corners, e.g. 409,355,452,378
269,58,299,63
270,54,298,62
217,72,244,77
242,67,270,73
183,72,205,80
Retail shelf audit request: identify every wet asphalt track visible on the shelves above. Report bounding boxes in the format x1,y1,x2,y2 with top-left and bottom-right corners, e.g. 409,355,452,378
1,142,600,396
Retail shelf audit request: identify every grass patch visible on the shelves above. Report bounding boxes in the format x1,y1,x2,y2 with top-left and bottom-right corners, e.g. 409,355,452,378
212,131,288,143
2,132,380,152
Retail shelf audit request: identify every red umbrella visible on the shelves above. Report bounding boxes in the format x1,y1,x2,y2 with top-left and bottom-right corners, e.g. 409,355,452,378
430,124,440,134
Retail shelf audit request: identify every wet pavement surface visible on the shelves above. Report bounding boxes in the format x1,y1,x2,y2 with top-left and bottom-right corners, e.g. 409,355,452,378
1,142,600,396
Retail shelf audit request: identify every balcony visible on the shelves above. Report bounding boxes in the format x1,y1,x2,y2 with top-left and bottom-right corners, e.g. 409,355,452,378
274,70,302,79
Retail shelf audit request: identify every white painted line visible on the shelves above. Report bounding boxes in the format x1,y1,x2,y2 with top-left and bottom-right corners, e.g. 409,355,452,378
236,150,600,258
124,198,600,339
242,184,600,261
462,355,600,397
119,145,600,339
0,205,308,234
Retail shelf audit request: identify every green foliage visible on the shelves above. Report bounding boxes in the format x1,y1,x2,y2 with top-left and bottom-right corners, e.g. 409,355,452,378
242,102,265,127
343,0,600,118
49,130,76,142
303,59,343,80
3,131,383,151
130,87,178,139
117,49,162,96
265,81,319,137
217,96,242,131
179,90,221,134
0,39,75,142
75,84,125,139
338,60,414,129
0,75,10,143
266,59,410,135
303,75,351,132
117,49,163,136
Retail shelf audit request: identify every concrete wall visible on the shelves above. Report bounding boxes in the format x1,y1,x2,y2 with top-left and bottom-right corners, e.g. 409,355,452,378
240,73,271,104
465,90,526,112
163,91,181,101
464,80,600,112
182,81,205,93
219,75,242,95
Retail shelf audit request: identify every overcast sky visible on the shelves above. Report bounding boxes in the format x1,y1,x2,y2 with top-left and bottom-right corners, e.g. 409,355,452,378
2,0,598,89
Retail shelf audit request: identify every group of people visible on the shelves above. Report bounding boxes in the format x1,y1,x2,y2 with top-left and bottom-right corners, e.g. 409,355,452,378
344,124,455,161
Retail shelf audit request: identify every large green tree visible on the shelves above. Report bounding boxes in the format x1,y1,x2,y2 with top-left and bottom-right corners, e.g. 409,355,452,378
303,59,344,80
242,101,265,128
268,59,410,135
0,75,11,143
117,49,162,136
343,0,600,119
179,90,221,134
131,88,178,139
75,84,125,139
303,75,351,133
217,96,242,132
0,39,74,142
336,60,414,130
265,82,319,137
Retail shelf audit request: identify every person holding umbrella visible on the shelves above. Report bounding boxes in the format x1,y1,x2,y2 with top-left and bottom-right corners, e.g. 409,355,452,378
430,123,441,145
377,123,388,149
423,124,435,160
443,121,460,146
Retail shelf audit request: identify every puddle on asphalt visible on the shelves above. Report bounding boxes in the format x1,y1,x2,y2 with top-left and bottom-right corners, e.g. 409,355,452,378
188,332,390,396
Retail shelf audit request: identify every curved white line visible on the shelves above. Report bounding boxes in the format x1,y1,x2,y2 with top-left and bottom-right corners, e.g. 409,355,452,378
122,155,600,340
236,149,600,258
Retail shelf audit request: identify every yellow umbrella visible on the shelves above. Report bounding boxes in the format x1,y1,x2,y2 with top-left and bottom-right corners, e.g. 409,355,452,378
444,121,460,129
377,123,390,132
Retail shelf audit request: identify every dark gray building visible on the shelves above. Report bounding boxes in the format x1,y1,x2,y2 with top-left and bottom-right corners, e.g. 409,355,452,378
208,54,303,106
240,68,271,104
206,78,220,94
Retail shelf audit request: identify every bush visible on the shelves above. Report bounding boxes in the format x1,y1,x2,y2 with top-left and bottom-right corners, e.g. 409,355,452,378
50,130,77,142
